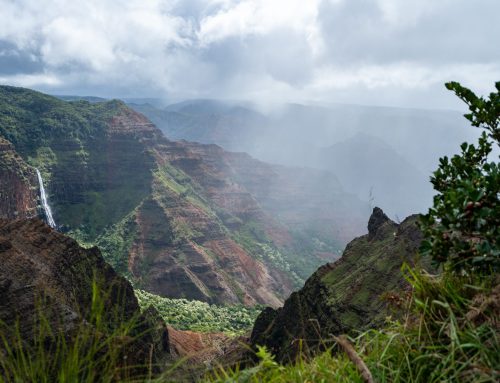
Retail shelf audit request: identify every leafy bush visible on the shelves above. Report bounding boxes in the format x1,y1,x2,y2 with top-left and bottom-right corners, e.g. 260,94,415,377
419,82,499,273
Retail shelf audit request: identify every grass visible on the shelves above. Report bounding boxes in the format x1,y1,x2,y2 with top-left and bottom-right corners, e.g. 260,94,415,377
1,263,497,382
204,265,499,383
0,282,155,383
207,345,363,383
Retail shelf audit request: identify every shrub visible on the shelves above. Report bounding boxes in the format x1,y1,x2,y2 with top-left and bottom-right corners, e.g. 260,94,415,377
419,82,499,273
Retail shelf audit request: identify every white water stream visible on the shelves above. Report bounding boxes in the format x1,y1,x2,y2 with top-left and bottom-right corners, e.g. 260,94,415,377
36,169,56,228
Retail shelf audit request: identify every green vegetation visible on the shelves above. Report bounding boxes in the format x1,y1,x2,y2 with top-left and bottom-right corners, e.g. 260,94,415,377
0,86,122,158
206,269,499,383
208,345,361,383
232,221,305,288
0,85,152,238
135,289,263,335
68,209,139,277
0,282,161,383
153,163,212,215
94,210,139,275
420,82,499,273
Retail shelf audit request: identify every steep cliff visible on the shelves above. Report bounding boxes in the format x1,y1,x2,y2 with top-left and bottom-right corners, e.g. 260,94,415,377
250,208,426,362
0,218,170,377
0,137,37,219
0,85,369,306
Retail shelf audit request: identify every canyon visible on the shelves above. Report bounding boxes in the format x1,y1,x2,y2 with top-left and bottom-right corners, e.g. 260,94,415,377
0,85,369,306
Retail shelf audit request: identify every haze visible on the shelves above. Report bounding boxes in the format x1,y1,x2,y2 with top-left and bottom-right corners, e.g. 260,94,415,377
1,0,498,219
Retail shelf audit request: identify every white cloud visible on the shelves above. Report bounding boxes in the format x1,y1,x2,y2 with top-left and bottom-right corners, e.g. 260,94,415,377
197,0,320,45
0,0,498,108
311,62,500,91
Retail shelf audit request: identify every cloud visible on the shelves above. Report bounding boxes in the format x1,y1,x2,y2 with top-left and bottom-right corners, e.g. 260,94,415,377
317,0,500,66
0,0,498,107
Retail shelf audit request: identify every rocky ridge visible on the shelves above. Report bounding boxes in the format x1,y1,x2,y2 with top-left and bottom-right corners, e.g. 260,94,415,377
250,208,425,362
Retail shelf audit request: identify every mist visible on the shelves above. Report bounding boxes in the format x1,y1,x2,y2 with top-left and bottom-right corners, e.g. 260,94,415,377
130,98,482,220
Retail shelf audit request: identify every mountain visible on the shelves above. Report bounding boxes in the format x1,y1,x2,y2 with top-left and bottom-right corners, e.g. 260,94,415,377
0,85,369,307
250,208,427,362
0,218,171,378
133,100,476,218
130,100,266,152
316,133,434,219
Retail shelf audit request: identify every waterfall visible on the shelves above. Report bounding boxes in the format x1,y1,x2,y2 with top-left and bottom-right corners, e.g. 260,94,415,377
35,169,56,228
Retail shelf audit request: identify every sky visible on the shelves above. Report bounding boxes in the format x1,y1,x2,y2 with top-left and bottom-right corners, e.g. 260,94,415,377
0,0,499,109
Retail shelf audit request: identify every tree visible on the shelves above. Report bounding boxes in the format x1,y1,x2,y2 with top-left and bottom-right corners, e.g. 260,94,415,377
419,82,499,273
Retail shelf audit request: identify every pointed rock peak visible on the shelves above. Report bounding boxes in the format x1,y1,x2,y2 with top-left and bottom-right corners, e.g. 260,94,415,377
368,207,390,238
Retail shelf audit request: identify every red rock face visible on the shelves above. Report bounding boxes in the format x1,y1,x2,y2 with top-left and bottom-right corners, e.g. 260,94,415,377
0,138,37,219
167,326,244,368
93,107,369,307
0,91,369,308
127,193,288,307
119,128,368,306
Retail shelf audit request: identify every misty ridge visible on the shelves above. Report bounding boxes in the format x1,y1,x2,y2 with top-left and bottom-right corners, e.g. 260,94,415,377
121,98,478,220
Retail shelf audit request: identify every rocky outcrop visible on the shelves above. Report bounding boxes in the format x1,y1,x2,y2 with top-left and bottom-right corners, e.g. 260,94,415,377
250,208,425,362
0,218,171,377
368,206,390,239
163,327,252,381
0,137,37,219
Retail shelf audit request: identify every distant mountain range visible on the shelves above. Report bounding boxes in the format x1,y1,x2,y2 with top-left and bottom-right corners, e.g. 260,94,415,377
129,99,477,219
129,100,267,152
317,132,434,219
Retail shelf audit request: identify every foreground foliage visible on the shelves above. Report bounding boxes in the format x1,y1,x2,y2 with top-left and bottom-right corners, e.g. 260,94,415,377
206,269,499,383
419,82,499,273
135,289,262,335
0,283,155,383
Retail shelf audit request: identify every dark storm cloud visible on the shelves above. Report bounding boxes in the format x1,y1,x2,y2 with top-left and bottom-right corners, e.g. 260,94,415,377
0,40,43,75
